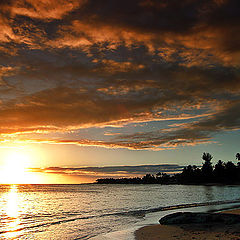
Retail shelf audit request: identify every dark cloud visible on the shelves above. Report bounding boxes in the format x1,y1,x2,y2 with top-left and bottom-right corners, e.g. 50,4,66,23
30,164,183,178
0,0,239,65
18,99,240,150
0,0,239,151
111,100,240,149
48,0,240,66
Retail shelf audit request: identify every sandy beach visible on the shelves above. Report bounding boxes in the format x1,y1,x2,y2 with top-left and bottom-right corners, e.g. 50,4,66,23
135,209,240,240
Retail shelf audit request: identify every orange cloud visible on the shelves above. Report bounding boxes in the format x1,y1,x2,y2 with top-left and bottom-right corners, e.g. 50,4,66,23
0,16,16,43
99,59,145,73
0,0,238,68
0,84,220,135
30,164,183,178
0,0,239,152
10,0,87,20
43,0,239,68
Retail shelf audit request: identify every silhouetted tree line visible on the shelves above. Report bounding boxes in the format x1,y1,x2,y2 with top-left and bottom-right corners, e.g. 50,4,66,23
96,153,240,184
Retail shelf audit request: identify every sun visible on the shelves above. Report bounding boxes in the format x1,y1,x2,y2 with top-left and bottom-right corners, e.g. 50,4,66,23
0,150,39,184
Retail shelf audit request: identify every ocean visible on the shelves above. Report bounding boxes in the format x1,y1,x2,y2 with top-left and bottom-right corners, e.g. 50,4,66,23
1,184,240,239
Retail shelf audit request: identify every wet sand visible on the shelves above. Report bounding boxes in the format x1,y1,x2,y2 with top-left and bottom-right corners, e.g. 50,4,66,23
135,209,240,240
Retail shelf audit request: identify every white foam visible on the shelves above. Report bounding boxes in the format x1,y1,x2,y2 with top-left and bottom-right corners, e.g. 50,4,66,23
90,227,138,240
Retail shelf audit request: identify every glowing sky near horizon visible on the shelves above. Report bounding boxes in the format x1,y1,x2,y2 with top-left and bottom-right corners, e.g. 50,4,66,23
0,0,239,183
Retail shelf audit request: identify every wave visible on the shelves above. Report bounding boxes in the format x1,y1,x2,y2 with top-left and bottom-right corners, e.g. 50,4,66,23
1,198,240,235
111,199,240,217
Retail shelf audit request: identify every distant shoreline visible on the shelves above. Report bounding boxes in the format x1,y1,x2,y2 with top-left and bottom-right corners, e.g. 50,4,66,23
95,181,240,187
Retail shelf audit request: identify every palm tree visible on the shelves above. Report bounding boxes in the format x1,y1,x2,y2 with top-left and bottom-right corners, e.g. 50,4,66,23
202,152,213,182
202,152,213,162
236,153,240,160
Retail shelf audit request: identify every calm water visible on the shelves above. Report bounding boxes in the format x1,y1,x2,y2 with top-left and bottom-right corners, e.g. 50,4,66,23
1,184,240,239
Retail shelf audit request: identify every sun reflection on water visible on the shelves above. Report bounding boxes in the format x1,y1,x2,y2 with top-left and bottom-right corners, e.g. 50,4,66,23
4,185,21,239
7,185,19,218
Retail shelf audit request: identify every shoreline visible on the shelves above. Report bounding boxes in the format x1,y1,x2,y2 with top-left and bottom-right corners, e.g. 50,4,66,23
135,208,240,240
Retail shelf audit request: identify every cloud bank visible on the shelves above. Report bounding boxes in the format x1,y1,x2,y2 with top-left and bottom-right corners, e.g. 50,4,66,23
0,0,239,150
31,164,183,179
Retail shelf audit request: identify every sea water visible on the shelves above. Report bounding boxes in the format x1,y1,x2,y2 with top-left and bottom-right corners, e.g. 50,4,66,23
1,184,240,239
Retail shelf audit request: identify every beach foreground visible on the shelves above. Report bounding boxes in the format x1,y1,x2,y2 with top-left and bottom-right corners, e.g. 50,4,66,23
135,209,240,240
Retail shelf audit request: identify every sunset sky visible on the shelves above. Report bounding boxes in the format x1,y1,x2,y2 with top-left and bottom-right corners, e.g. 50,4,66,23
0,0,239,183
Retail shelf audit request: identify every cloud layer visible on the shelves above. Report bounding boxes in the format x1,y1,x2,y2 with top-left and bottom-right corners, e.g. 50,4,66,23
31,164,183,179
0,0,239,150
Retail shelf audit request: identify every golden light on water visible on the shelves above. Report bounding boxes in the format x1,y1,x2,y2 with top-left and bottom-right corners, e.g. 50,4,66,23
6,185,19,218
4,185,21,239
